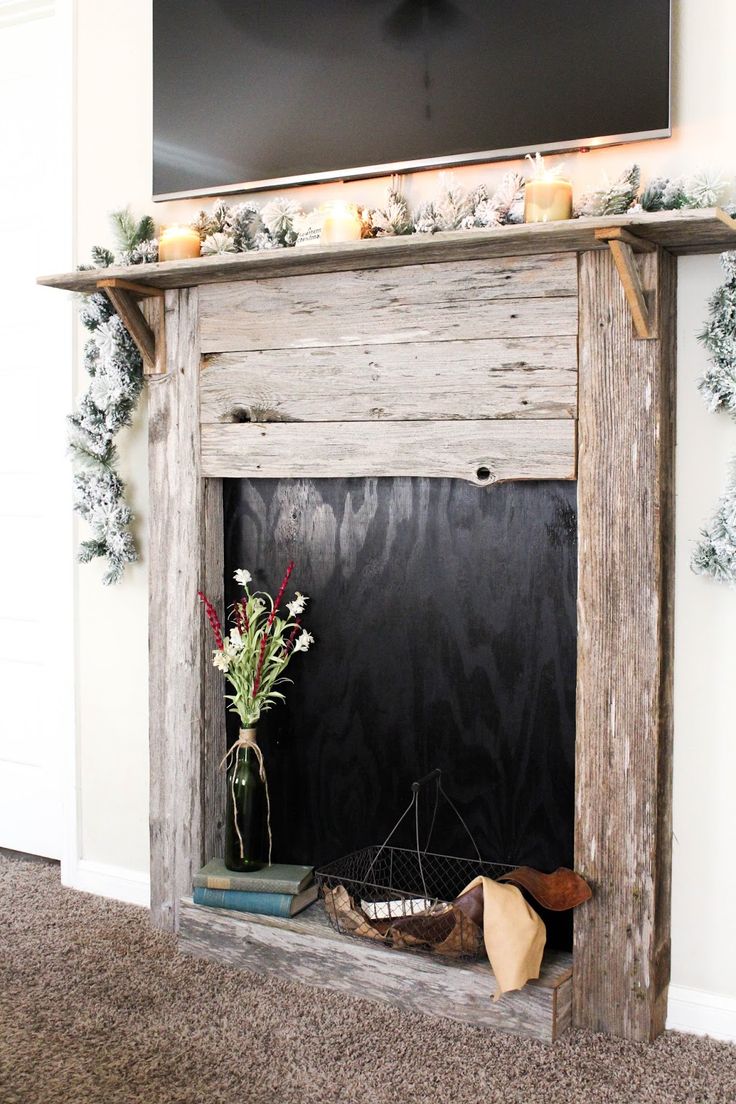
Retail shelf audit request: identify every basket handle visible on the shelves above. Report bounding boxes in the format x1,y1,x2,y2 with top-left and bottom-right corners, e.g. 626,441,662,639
411,768,442,793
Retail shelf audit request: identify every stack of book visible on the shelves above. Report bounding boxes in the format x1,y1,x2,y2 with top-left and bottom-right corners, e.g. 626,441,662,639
192,859,318,918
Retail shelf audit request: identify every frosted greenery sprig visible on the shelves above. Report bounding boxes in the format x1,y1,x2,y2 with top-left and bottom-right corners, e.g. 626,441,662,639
199,565,314,728
575,165,641,217
641,170,729,213
692,462,736,586
692,251,736,585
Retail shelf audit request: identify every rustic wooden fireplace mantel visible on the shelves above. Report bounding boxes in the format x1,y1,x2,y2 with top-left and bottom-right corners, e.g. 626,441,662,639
41,208,736,1042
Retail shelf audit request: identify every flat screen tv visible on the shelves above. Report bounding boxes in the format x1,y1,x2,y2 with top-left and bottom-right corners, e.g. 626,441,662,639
153,0,671,201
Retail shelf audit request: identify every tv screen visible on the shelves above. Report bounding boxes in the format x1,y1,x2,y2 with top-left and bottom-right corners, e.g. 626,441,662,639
153,0,671,200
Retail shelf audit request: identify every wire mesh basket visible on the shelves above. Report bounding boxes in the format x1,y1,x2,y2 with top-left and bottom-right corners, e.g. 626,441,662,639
316,769,517,960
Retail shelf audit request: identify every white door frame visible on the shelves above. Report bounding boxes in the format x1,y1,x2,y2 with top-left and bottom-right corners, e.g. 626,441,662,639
0,0,76,877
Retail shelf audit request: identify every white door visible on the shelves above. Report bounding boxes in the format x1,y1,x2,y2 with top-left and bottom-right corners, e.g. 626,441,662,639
0,1,74,858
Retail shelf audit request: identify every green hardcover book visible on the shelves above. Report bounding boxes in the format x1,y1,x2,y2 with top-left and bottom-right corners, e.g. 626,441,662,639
193,858,314,896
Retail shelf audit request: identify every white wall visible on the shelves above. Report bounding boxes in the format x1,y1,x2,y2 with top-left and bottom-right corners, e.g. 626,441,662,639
71,0,736,1025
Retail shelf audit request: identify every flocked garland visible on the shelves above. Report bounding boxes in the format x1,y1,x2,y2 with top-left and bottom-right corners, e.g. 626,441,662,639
691,251,736,585
69,212,158,584
70,166,736,584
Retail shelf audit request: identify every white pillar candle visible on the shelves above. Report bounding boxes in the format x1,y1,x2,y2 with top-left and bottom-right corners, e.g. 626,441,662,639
524,178,573,223
158,225,202,261
320,203,363,244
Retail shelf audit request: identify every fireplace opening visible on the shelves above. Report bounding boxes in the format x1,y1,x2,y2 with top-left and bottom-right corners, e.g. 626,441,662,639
223,476,576,949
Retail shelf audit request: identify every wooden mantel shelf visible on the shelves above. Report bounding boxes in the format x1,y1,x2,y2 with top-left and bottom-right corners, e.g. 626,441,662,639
38,207,736,294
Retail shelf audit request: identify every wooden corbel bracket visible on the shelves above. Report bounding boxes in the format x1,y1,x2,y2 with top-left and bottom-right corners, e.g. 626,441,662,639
594,227,658,340
96,278,166,375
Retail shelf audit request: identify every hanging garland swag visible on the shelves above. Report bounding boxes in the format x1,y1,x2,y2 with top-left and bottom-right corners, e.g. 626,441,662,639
68,167,736,586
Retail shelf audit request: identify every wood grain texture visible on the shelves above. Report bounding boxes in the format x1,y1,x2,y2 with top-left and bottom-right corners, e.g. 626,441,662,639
606,240,656,340
200,337,578,424
553,974,573,1042
198,282,577,355
197,254,577,341
574,247,676,1041
140,293,167,376
202,478,226,866
202,420,576,483
148,288,206,931
178,898,573,1041
38,208,736,293
223,477,577,950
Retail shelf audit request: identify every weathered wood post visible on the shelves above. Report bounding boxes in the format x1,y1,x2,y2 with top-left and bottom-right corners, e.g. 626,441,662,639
148,288,225,930
575,245,676,1040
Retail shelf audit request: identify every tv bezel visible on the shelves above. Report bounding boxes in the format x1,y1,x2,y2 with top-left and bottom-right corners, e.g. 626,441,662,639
152,6,672,203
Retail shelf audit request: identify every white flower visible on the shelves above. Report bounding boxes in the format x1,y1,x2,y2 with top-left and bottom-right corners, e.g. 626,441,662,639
292,630,314,653
261,196,302,238
201,231,236,256
234,568,252,587
286,592,309,618
213,650,231,671
229,627,242,651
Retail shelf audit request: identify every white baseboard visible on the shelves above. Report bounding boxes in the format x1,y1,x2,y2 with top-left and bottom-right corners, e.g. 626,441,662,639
667,984,736,1042
63,858,150,908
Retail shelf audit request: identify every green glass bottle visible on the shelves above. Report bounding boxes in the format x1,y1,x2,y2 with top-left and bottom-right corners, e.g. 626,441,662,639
224,731,266,872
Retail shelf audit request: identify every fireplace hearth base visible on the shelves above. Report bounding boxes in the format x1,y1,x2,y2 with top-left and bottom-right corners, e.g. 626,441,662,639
178,898,573,1042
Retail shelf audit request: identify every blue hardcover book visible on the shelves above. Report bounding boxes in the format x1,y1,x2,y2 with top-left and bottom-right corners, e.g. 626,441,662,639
193,882,318,918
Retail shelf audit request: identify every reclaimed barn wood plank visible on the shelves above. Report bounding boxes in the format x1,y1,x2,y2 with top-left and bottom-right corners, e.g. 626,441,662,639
178,898,573,1041
148,288,207,931
199,296,573,352
200,336,578,423
574,247,676,1040
38,208,736,293
201,420,576,483
198,254,577,322
199,284,577,354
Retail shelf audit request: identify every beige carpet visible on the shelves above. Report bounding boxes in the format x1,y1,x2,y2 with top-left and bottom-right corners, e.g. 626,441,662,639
1,855,734,1104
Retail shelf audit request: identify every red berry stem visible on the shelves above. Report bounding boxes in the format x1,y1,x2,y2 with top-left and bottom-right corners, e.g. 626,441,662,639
285,618,302,653
197,590,223,650
267,560,294,631
252,561,295,698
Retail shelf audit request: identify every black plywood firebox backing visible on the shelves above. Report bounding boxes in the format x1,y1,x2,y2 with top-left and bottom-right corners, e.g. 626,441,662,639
222,477,577,948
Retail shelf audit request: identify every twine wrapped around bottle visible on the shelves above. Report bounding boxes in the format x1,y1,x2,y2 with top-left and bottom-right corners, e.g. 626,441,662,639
220,727,272,866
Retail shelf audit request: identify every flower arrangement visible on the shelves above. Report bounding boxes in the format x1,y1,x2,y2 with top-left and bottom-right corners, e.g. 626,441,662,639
198,562,314,728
